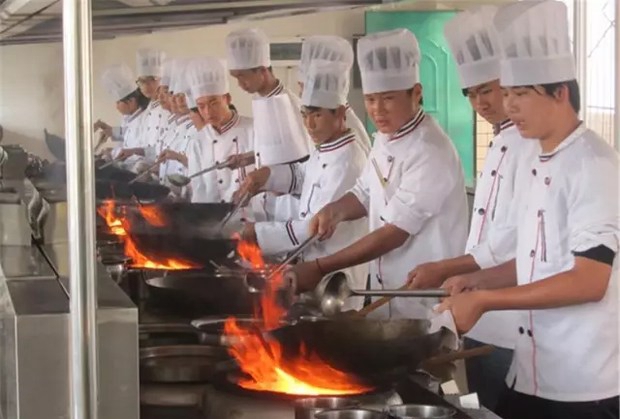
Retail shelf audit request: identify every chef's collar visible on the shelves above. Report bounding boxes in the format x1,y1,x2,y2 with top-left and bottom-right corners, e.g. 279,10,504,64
317,130,355,153
215,110,239,134
265,80,284,98
539,121,586,162
126,108,145,124
176,114,192,126
149,100,161,110
493,119,514,136
390,108,425,141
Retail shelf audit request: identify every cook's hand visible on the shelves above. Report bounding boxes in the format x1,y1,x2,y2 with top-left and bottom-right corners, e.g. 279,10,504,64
225,153,251,170
406,261,447,290
240,222,257,245
158,149,187,166
436,291,488,334
232,167,271,204
94,119,112,137
286,260,324,293
309,203,343,241
115,148,139,161
442,274,478,296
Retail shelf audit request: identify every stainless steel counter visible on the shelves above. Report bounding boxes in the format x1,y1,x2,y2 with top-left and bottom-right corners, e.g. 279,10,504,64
0,244,139,419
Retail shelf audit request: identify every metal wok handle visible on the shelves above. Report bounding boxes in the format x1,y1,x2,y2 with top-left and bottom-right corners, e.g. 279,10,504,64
351,289,449,298
268,235,318,279
188,161,227,180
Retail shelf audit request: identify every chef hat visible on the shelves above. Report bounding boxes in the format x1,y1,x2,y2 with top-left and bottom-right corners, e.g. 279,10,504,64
187,57,230,100
169,59,188,94
226,28,271,70
160,60,174,87
444,6,501,89
494,0,575,86
101,64,136,102
298,35,354,83
136,48,166,78
301,60,349,109
357,29,420,94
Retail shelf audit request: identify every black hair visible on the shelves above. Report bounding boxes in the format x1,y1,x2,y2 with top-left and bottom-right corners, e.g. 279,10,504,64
250,66,274,74
522,79,580,113
462,88,468,97
229,104,237,112
120,88,150,110
406,88,424,105
190,107,199,113
302,106,337,114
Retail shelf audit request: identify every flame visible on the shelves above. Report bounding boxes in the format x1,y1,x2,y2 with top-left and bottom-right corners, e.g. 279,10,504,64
224,239,372,396
97,200,198,270
138,205,167,227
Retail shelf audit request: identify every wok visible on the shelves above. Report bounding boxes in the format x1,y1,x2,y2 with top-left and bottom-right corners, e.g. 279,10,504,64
95,179,170,201
266,317,448,385
126,202,235,227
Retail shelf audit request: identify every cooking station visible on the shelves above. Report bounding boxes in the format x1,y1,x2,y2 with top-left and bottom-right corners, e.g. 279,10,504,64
0,148,502,419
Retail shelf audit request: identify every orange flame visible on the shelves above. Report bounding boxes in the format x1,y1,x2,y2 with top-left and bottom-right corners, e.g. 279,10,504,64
138,205,167,227
224,239,371,396
97,200,198,270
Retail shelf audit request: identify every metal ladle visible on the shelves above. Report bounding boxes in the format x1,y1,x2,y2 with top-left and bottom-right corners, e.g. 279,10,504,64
317,273,448,317
167,161,228,188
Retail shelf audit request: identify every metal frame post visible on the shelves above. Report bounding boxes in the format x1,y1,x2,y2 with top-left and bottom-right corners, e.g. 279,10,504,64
62,0,99,418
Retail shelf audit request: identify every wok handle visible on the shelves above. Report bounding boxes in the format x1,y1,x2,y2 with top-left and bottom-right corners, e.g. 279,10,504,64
356,284,408,317
352,288,449,298
422,345,495,365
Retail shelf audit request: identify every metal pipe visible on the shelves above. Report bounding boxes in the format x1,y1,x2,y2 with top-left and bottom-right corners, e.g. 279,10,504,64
615,0,619,151
573,0,587,121
62,0,99,418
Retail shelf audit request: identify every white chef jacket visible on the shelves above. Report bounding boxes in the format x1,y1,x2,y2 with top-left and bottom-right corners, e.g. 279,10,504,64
254,131,370,308
345,104,371,156
350,109,469,319
142,100,169,162
187,112,259,215
157,114,194,185
505,123,619,402
110,108,148,172
466,121,537,349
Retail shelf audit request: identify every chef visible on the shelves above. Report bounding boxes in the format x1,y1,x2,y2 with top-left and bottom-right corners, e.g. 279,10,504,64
135,48,167,163
185,56,256,207
298,35,371,156
437,2,619,419
226,28,311,220
99,64,150,173
405,6,535,411
290,28,469,319
156,59,195,192
239,60,369,309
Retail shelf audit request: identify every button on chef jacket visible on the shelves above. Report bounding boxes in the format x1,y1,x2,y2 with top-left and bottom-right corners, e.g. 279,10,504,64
466,121,538,349
157,114,194,185
506,123,619,402
187,111,257,207
350,110,469,319
255,130,369,309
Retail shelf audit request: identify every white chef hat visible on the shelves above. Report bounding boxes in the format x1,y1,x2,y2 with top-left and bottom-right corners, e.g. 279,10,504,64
298,35,354,83
101,64,136,102
136,48,166,78
160,60,174,87
444,6,501,89
169,59,188,94
187,57,230,100
301,60,349,109
494,0,575,86
357,29,421,94
226,28,271,70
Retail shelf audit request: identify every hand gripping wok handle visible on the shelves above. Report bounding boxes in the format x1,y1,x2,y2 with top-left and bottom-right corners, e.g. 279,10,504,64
352,288,449,298
268,235,318,279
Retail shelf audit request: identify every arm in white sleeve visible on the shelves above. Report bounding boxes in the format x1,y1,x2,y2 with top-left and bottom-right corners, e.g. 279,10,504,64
111,126,124,142
263,162,306,195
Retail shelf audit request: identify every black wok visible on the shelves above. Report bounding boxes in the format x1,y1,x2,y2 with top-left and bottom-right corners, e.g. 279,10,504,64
126,202,234,227
95,179,170,201
265,317,448,386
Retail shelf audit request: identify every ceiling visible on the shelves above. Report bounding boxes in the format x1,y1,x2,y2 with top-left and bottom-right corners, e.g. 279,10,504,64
0,0,401,46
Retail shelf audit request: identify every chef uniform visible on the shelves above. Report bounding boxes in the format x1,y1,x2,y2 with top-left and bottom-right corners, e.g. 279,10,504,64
492,1,620,416
350,29,469,319
254,61,369,309
101,64,148,173
226,28,310,221
443,6,540,409
136,48,168,163
186,57,256,209
157,60,194,187
298,35,371,155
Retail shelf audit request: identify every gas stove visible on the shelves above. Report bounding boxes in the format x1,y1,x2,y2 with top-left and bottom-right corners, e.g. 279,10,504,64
139,374,503,419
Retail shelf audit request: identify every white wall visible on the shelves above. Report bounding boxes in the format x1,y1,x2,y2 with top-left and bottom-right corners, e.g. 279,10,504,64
0,8,365,160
